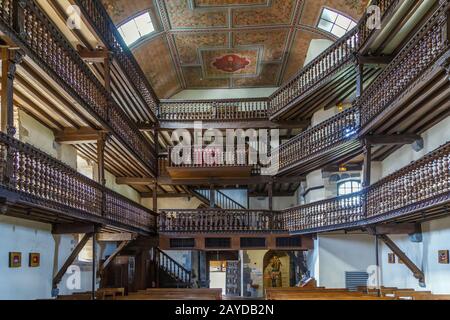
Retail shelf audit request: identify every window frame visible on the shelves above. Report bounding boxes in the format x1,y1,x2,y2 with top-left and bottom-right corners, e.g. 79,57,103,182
337,179,362,196
117,10,156,48
316,7,357,38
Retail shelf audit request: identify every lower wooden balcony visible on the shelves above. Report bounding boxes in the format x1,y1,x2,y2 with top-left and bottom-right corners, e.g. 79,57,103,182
160,142,450,237
0,132,157,235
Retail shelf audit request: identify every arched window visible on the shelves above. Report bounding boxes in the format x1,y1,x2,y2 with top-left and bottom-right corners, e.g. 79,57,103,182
337,180,362,196
117,12,155,46
317,8,357,38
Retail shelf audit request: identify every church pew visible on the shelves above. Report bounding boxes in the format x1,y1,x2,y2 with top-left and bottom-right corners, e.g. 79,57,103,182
123,288,223,300
412,294,450,300
56,294,92,300
266,291,394,300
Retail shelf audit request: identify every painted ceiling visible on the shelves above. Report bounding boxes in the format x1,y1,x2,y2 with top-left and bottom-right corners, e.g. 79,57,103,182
103,0,369,98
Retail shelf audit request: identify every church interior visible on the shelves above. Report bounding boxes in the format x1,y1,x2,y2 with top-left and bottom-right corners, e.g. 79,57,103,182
0,0,449,301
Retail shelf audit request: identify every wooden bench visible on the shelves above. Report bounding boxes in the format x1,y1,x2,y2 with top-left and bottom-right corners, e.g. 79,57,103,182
265,288,395,300
119,288,222,300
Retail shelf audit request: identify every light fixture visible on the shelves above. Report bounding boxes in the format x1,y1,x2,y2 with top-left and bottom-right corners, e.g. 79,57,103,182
339,165,347,172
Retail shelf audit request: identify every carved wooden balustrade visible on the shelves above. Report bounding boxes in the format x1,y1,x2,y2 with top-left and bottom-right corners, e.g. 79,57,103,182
277,107,360,172
357,0,400,47
269,28,359,117
281,193,364,233
160,142,449,234
358,1,450,129
0,132,156,234
74,0,159,117
159,209,284,233
366,142,450,220
168,145,250,168
0,0,156,174
159,99,269,121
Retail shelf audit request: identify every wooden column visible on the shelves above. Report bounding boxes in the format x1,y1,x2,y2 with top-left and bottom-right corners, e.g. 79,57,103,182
91,232,96,300
268,182,274,211
209,185,216,208
362,141,372,188
97,132,107,186
355,62,364,98
1,49,22,135
104,53,112,95
153,182,158,212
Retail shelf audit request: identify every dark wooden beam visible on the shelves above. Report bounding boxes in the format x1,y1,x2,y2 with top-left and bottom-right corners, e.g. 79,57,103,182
116,177,154,185
358,55,394,65
55,128,107,144
98,240,130,276
140,192,190,198
379,234,425,285
52,233,93,289
363,141,372,188
155,175,305,186
77,45,109,63
154,120,310,131
96,233,137,242
372,223,421,235
365,134,422,146
52,223,96,234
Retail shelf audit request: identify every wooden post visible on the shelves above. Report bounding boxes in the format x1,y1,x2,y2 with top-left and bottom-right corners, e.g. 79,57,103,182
355,62,364,98
268,182,273,211
362,141,372,188
1,49,22,135
153,182,158,212
92,232,96,300
104,53,112,95
209,185,215,208
97,132,107,186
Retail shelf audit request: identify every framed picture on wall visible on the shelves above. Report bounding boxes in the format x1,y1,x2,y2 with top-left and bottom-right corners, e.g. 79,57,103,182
438,250,449,264
388,253,396,264
9,252,22,268
29,253,40,268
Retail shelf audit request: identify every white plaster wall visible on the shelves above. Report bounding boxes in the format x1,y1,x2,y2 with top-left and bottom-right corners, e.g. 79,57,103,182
141,197,203,210
380,216,450,293
317,233,376,288
171,88,278,100
304,39,334,66
0,216,112,300
381,116,450,178
305,170,326,203
249,194,298,211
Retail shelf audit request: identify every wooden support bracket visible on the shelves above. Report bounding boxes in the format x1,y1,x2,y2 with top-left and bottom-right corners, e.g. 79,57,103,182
98,240,130,277
52,232,93,289
379,234,425,286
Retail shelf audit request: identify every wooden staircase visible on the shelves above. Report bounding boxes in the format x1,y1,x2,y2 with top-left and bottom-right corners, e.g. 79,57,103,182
155,248,192,288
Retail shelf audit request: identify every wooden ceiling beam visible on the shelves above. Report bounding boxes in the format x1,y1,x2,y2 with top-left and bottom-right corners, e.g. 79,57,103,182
365,134,422,146
116,177,154,185
55,127,108,144
140,192,190,198
77,45,110,63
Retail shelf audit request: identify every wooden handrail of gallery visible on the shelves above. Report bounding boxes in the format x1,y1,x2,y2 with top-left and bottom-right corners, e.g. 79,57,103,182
0,132,157,234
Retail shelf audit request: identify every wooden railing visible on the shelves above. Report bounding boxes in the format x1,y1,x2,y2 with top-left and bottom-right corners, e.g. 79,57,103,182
281,193,364,232
0,0,156,174
159,99,269,121
168,145,249,168
158,208,284,233
357,0,401,46
277,107,360,171
269,28,359,116
366,142,450,219
358,1,450,128
160,142,450,234
0,132,156,233
74,0,159,117
156,248,191,286
194,189,247,210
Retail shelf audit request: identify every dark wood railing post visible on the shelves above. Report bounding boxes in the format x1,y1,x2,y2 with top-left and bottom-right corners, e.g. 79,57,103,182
355,56,364,98
209,184,216,208
440,2,450,79
362,140,372,217
12,0,26,36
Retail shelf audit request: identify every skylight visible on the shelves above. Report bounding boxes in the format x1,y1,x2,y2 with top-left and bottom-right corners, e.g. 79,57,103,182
117,12,154,46
317,8,357,38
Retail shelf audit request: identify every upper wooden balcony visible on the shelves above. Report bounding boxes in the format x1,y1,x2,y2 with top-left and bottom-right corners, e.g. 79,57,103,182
71,0,159,122
159,141,450,237
0,132,157,235
0,0,157,177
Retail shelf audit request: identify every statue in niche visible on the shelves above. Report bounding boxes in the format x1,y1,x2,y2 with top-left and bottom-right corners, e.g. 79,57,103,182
268,255,283,287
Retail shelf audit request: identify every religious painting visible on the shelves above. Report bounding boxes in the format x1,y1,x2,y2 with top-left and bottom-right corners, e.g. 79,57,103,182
29,253,40,268
9,252,21,268
388,253,396,264
263,251,290,290
438,250,449,264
